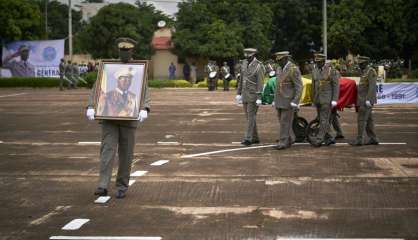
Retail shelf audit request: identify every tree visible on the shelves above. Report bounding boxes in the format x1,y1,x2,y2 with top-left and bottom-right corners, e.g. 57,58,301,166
0,0,43,42
78,2,168,59
172,0,272,61
269,0,322,62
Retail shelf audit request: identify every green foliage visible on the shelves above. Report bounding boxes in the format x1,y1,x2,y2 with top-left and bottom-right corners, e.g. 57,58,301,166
0,77,59,87
173,0,272,60
148,80,192,88
43,1,82,41
269,0,322,61
0,0,43,42
82,71,98,88
78,2,169,59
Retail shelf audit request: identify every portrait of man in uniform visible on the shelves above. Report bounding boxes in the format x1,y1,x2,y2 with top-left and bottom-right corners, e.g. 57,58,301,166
94,60,148,120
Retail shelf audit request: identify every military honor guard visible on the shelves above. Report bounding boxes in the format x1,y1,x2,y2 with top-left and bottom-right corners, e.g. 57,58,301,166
311,53,340,147
236,48,265,146
221,61,231,91
273,51,303,150
86,37,150,199
350,56,379,146
206,60,218,91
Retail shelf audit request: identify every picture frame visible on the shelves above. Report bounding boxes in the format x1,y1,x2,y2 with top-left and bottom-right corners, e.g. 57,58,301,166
94,59,148,120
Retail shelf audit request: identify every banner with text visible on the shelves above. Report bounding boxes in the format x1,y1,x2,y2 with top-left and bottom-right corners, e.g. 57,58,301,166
377,83,418,104
2,39,64,77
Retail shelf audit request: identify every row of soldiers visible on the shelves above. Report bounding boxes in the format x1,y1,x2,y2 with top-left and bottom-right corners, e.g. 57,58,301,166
236,48,378,150
58,59,87,91
205,61,233,91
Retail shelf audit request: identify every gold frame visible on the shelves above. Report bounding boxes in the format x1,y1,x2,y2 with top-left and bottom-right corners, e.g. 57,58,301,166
93,59,148,120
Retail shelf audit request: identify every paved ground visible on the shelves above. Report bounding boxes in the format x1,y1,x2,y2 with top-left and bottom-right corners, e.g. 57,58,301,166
0,88,417,240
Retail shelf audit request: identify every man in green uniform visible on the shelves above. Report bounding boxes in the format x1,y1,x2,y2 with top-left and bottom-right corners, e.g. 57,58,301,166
311,53,340,147
59,59,65,91
350,56,379,146
86,37,150,199
273,51,303,150
236,48,265,146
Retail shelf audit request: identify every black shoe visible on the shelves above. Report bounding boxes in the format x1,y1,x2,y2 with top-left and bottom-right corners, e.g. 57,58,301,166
252,140,260,144
94,187,108,196
365,139,379,145
115,190,126,199
349,140,363,146
324,138,336,146
335,134,345,139
273,144,289,150
241,140,252,146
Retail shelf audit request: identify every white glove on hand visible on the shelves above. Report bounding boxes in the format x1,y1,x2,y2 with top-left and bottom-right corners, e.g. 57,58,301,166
256,99,262,106
138,110,148,122
86,108,95,121
290,102,299,109
235,95,242,104
365,100,372,107
272,101,275,107
331,101,337,107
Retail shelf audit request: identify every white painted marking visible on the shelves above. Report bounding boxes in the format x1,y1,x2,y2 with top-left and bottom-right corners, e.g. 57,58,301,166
0,141,3,144
50,237,161,240
150,160,169,166
69,156,89,159
0,93,27,98
275,238,403,240
182,143,407,158
30,206,71,225
129,180,136,186
165,134,175,139
61,219,90,230
94,196,111,204
130,171,148,177
78,142,101,146
157,141,179,145
231,142,241,144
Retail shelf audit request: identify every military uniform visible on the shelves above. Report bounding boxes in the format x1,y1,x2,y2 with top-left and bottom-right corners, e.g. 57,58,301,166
65,61,75,88
237,48,265,145
273,51,303,149
221,63,231,91
351,56,378,146
3,45,35,77
206,61,218,91
87,37,151,198
311,56,340,146
59,60,65,91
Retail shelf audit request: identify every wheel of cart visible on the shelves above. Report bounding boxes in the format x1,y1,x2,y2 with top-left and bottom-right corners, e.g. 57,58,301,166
292,110,309,143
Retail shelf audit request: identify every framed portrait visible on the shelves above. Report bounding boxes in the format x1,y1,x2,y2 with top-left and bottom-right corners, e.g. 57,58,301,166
94,60,148,120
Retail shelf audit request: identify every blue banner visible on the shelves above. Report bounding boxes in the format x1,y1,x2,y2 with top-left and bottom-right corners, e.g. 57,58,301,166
2,39,65,77
377,83,418,104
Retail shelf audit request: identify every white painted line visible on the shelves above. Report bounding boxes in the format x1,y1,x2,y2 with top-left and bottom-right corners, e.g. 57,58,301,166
78,142,101,146
50,237,161,240
129,180,136,186
69,156,89,159
231,142,241,144
182,142,408,158
0,93,27,98
150,160,169,166
61,219,90,230
157,141,180,145
275,238,403,240
94,196,111,204
30,206,71,225
0,141,3,144
130,171,148,177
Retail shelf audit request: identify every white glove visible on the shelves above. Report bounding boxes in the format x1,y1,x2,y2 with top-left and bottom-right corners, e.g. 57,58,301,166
138,110,148,122
272,101,275,107
256,99,262,106
365,100,372,107
86,108,95,121
235,95,242,104
331,101,337,107
290,102,299,109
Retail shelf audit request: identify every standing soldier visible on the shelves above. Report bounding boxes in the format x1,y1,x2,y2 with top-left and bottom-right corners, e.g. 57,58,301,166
311,53,340,147
65,60,74,88
236,48,265,146
59,58,65,91
72,62,80,88
86,37,150,199
206,60,217,91
221,61,231,91
350,56,379,146
273,51,303,150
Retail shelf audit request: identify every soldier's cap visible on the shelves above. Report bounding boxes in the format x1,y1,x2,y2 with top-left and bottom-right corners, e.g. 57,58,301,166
114,67,136,80
274,51,291,60
18,45,30,52
116,37,137,50
243,48,258,55
314,53,326,61
358,56,370,63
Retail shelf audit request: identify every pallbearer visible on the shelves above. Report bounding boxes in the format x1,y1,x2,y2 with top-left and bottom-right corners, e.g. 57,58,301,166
236,48,265,146
350,56,379,146
273,51,303,150
311,53,340,147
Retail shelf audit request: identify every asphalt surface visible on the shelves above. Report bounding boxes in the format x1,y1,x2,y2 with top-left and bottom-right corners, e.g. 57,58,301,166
0,88,417,240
